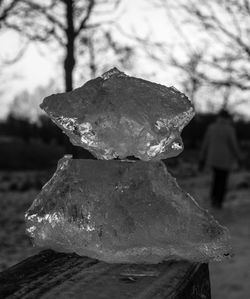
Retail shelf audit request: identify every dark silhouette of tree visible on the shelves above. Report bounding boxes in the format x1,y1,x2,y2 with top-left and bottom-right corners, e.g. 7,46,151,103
2,0,123,91
159,0,250,92
0,0,19,23
77,29,135,80
0,0,28,95
150,0,250,112
170,49,205,108
0,0,29,63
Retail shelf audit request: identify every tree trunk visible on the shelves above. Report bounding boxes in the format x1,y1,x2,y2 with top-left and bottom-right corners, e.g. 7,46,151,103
64,0,75,92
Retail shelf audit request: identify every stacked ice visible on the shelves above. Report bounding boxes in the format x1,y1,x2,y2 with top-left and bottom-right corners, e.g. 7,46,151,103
40,68,194,161
25,68,231,263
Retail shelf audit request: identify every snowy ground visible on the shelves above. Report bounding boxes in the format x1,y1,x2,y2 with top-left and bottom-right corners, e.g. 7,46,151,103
0,169,250,299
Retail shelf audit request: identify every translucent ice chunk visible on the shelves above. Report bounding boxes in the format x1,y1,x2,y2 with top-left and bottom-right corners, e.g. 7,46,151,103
25,156,231,264
40,68,194,161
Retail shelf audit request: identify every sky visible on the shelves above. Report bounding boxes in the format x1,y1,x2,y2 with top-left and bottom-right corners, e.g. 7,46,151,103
0,0,189,120
0,31,62,117
0,0,249,120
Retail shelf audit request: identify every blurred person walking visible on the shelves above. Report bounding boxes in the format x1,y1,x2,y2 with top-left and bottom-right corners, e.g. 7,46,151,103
199,110,242,209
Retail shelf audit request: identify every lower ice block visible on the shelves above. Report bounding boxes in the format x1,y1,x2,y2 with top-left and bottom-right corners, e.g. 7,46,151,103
25,156,231,263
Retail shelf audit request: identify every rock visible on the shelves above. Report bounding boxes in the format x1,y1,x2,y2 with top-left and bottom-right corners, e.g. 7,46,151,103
25,156,231,264
40,68,194,161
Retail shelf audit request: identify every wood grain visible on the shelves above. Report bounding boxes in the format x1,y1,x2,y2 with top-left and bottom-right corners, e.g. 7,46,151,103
0,250,211,298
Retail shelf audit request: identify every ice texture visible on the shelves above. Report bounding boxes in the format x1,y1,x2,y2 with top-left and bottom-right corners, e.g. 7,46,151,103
25,156,231,264
40,68,194,161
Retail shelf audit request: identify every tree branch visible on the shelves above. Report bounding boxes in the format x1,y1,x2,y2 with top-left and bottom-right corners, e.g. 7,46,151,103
22,0,66,31
0,0,20,22
4,20,56,43
1,40,29,64
75,0,95,36
184,0,250,58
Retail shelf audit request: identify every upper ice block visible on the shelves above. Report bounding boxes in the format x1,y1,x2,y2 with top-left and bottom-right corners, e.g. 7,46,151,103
40,68,194,160
25,156,231,264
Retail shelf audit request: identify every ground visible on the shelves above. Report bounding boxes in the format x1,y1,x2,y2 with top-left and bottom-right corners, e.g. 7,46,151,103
180,170,250,299
0,168,249,299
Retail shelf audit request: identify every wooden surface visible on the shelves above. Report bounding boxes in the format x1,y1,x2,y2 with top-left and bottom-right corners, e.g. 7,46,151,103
0,250,211,299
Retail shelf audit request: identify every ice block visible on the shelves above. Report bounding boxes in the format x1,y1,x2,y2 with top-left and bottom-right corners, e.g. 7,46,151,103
40,68,194,161
25,156,231,264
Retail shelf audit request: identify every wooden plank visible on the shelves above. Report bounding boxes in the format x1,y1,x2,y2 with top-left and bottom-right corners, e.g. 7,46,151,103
0,250,211,299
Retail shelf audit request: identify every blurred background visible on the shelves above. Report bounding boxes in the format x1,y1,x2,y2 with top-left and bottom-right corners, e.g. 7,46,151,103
0,1,250,298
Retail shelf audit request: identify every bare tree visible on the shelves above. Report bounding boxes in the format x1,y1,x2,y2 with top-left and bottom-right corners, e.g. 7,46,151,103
2,0,123,91
0,0,29,64
0,0,20,23
0,0,27,98
160,0,250,92
170,49,205,108
77,29,135,80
